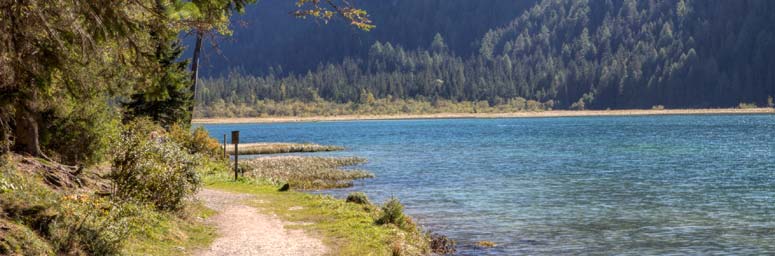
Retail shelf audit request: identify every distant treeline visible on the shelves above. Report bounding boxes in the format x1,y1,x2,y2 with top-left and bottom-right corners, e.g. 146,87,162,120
197,0,775,115
199,0,538,75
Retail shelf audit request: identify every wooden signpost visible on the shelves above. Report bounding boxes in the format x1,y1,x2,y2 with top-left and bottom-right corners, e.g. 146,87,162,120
222,134,227,160
231,131,240,181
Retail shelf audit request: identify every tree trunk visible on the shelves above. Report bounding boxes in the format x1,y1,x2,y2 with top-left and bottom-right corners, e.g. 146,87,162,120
188,29,204,124
13,107,45,157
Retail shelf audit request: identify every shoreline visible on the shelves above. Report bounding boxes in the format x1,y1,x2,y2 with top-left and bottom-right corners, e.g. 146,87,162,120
193,108,775,124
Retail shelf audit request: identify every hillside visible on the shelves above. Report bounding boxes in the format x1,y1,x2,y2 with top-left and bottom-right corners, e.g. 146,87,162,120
198,0,537,76
197,0,775,116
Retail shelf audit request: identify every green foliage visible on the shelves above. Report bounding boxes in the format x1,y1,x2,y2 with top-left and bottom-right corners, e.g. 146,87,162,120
43,99,121,166
205,181,430,256
49,195,139,255
0,162,134,255
124,36,192,128
1,155,215,255
169,124,224,159
376,197,406,228
109,119,201,212
201,0,775,110
195,97,553,118
346,192,371,205
0,219,54,255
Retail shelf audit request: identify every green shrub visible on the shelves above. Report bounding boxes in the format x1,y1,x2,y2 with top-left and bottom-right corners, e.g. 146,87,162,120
376,197,405,227
110,119,200,212
169,124,224,159
50,195,139,255
346,192,371,205
0,164,139,255
43,99,120,166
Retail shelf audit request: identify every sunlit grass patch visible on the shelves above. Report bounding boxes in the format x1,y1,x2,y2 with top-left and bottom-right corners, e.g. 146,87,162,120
205,181,429,256
240,156,374,190
226,143,344,155
122,202,217,256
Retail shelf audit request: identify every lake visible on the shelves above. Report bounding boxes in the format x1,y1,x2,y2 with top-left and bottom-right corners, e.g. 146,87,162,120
201,114,775,255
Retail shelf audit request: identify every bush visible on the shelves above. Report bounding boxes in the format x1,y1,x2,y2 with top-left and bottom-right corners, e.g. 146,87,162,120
768,96,774,108
346,192,371,205
1,161,142,255
376,197,405,227
43,100,120,166
169,124,224,159
110,119,200,212
50,195,139,255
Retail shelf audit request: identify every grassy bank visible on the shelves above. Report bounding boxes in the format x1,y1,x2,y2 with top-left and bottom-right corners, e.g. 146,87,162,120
226,143,344,155
204,179,429,255
193,108,775,124
200,154,435,255
0,154,216,255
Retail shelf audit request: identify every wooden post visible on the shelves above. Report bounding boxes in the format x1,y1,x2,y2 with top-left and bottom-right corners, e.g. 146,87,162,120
231,131,240,181
222,134,227,159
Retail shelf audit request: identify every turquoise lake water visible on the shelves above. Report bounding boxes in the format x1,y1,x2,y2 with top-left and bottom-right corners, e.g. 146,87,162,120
202,114,775,255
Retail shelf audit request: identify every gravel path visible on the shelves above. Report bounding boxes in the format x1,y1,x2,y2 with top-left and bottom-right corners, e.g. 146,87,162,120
195,189,328,256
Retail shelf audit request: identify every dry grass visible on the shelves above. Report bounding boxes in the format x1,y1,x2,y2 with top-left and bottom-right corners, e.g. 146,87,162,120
226,143,344,155
240,156,373,190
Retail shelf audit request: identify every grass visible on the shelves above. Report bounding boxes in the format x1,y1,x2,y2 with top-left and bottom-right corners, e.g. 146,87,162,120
240,156,374,189
122,202,217,255
0,154,218,256
0,218,53,255
204,180,429,256
226,143,344,155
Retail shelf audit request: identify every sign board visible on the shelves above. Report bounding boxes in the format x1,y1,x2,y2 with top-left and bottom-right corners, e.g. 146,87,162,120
231,131,240,144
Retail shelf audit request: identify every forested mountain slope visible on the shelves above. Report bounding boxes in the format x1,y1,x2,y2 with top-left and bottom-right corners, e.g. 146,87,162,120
200,0,537,76
198,0,775,113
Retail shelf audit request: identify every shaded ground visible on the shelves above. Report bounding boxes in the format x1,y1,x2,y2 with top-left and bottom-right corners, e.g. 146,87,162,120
195,189,327,256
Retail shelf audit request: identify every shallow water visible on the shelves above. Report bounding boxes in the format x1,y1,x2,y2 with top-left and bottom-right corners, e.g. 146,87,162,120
202,114,775,255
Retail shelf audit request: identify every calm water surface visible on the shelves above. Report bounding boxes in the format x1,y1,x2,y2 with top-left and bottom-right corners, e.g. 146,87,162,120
202,114,775,255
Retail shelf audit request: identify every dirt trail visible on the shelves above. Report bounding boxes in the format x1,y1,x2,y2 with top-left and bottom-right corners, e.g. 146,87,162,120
195,189,327,256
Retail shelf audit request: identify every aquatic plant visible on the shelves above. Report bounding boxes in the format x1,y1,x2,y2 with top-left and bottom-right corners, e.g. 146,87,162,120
241,156,373,189
226,143,343,155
